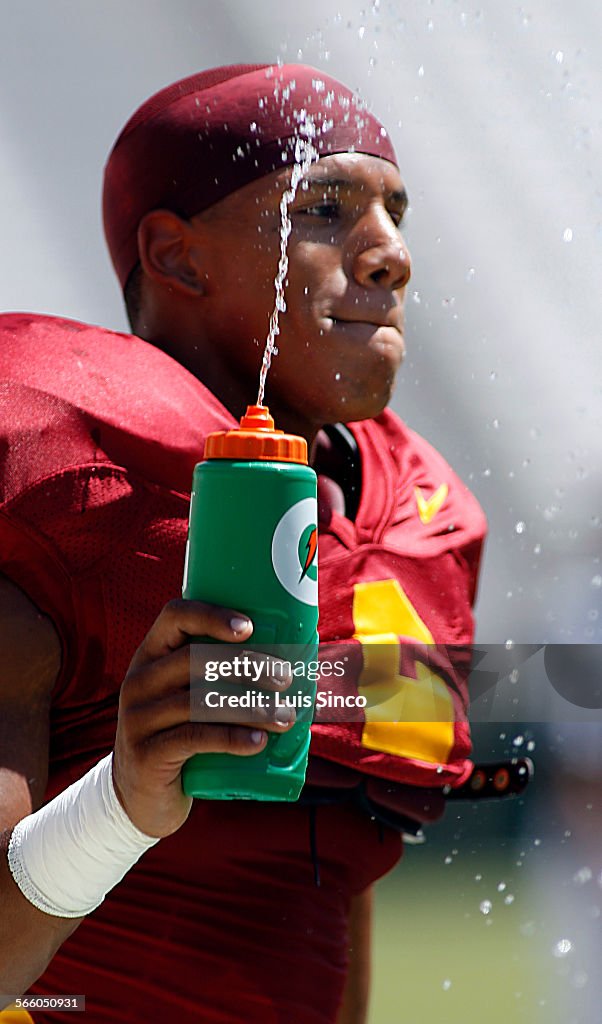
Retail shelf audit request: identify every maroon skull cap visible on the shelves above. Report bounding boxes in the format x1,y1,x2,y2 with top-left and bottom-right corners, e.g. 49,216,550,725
102,63,398,290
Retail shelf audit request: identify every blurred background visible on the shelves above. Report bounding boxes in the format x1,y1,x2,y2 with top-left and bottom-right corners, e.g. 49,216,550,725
1,0,600,1020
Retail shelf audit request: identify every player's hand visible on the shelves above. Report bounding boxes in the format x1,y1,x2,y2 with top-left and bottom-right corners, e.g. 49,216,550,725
112,599,294,838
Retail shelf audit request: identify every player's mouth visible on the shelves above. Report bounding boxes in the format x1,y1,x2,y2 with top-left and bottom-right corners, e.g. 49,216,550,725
326,317,405,356
327,316,398,330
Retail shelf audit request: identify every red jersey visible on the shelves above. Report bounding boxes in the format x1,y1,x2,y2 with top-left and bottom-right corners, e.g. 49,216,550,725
0,313,486,1022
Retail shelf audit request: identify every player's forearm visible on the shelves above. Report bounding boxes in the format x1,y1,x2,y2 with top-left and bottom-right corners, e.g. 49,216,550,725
0,829,82,1004
0,754,159,1005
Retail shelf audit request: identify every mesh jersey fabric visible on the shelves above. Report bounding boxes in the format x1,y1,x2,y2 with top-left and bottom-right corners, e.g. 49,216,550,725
0,312,486,1022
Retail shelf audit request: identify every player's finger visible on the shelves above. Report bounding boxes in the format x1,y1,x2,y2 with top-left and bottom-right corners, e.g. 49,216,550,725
125,645,292,704
142,721,290,763
128,598,253,670
190,646,293,691
126,687,297,738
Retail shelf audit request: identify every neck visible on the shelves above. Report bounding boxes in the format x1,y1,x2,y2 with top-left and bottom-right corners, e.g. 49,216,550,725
139,324,321,451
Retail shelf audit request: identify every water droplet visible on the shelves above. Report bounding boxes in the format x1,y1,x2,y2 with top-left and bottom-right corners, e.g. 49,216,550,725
505,639,515,650
442,979,452,991
444,855,453,865
563,227,573,242
510,669,519,683
480,900,492,915
513,735,524,747
303,286,309,295
482,468,491,477
358,25,366,39
573,867,592,886
504,894,515,905
515,521,526,534
591,575,602,588
475,873,482,882
412,290,421,304
553,938,572,958
249,122,257,133
334,372,341,381
555,50,564,64
497,882,507,892
527,740,536,751
534,838,541,847
489,370,497,380
466,267,476,282
492,418,500,429
533,543,542,554
418,65,425,77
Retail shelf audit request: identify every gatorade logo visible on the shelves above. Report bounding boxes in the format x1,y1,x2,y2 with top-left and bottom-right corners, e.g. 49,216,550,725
271,497,318,606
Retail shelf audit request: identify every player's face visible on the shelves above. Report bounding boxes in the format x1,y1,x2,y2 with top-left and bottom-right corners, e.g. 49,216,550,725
193,153,411,437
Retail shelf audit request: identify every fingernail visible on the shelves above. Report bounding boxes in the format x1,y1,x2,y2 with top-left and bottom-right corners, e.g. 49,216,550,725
275,706,295,726
230,616,251,634
250,730,265,745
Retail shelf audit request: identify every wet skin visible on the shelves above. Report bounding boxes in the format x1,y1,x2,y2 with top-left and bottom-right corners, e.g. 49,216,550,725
137,153,412,446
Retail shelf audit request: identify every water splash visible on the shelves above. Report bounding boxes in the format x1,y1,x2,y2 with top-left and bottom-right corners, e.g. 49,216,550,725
256,111,319,407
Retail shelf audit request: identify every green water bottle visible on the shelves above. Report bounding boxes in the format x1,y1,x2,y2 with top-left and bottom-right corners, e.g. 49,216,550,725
182,404,319,801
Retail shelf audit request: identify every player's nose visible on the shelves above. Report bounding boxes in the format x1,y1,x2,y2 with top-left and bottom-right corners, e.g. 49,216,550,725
351,207,411,292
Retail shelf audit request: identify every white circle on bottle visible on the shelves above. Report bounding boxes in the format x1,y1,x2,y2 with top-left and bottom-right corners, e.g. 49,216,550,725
271,497,318,607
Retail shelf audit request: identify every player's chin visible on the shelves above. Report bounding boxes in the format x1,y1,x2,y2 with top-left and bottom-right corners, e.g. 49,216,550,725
351,336,404,416
334,370,399,422
368,326,406,369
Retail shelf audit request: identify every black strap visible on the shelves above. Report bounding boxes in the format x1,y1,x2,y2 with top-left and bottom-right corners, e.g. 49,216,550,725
321,423,362,522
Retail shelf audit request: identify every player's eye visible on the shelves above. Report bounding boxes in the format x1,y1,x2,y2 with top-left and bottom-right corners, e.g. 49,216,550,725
388,207,405,227
297,201,340,219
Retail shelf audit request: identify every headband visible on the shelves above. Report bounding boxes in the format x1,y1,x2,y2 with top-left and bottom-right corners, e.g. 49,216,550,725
102,63,398,290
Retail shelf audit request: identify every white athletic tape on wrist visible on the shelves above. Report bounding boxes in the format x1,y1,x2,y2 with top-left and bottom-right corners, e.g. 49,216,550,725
7,753,159,918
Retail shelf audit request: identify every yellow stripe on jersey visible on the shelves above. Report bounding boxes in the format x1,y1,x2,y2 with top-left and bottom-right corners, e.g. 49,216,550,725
352,579,455,763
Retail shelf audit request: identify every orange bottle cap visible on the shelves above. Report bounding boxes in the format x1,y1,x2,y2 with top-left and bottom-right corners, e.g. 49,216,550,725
204,405,308,464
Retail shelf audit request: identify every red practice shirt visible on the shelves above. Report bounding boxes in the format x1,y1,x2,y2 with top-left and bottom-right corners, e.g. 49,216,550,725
0,313,486,1022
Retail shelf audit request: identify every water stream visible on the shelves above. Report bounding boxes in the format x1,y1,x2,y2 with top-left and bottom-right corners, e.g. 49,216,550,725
256,110,319,408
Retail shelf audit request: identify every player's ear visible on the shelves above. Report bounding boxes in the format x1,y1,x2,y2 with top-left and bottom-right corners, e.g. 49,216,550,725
137,210,206,297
